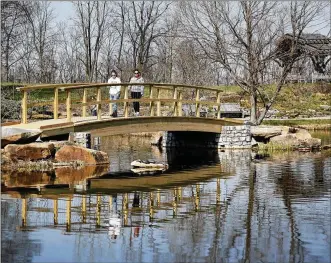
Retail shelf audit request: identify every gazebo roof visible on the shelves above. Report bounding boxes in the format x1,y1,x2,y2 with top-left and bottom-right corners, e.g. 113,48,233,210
284,33,331,55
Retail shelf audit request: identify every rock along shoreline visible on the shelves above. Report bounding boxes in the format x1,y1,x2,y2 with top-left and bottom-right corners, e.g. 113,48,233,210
1,141,110,172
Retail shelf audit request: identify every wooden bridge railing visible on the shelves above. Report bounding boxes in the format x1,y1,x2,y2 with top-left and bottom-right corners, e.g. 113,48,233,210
17,83,224,124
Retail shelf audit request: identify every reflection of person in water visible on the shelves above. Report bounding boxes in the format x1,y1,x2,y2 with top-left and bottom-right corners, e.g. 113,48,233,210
108,194,121,239
129,193,141,238
131,193,141,238
133,192,140,207
134,227,140,237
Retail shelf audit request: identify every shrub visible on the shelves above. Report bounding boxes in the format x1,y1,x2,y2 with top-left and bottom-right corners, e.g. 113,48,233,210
1,97,21,120
1,82,23,100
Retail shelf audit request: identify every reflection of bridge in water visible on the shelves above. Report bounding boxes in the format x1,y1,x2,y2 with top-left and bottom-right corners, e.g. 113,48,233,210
3,150,254,233
16,180,222,233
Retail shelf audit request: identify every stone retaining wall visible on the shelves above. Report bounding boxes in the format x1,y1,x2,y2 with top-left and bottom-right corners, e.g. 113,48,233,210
162,125,252,149
218,125,251,149
69,132,91,148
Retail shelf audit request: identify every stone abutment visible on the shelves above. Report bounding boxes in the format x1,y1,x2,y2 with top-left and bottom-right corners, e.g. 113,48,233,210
162,125,252,149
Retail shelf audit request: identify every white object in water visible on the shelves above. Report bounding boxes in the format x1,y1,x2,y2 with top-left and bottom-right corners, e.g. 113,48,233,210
108,213,121,237
131,159,168,169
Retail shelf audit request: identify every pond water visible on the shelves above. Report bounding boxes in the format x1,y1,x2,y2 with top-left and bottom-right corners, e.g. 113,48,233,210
1,132,331,263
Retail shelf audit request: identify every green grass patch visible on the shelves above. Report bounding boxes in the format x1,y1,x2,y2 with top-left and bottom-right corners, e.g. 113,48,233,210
209,85,242,93
0,82,28,87
262,119,331,126
28,87,114,102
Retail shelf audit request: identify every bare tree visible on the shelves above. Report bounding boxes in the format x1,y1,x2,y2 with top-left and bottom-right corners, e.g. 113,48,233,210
57,23,83,83
173,39,209,85
98,30,119,81
1,1,33,82
23,2,56,83
180,1,328,125
151,9,182,83
113,1,128,73
16,22,35,83
73,1,109,82
126,1,171,76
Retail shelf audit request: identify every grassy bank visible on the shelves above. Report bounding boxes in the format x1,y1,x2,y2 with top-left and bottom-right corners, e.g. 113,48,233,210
213,82,331,118
262,118,331,130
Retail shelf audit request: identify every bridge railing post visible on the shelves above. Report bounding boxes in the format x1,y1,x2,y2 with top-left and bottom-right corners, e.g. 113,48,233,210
21,197,27,227
54,87,59,120
21,90,28,124
97,87,101,120
195,88,200,117
82,88,87,118
149,85,154,116
96,195,101,227
66,90,72,122
53,198,58,225
173,86,178,116
123,193,129,226
217,91,221,119
149,192,154,221
178,91,183,116
124,85,129,118
66,197,71,232
82,196,87,223
156,88,161,116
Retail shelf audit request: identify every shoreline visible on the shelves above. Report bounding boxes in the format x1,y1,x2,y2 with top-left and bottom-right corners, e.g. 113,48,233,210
261,116,331,130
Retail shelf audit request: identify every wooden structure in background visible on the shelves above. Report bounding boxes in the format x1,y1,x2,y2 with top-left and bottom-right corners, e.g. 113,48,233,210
277,33,331,75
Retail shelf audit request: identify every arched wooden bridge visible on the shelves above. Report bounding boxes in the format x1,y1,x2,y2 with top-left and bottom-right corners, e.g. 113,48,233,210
14,82,243,137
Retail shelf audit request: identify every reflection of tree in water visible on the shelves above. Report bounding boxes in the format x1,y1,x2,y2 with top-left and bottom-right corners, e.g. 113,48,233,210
276,157,330,199
1,197,41,263
276,156,331,262
161,150,253,262
197,153,329,262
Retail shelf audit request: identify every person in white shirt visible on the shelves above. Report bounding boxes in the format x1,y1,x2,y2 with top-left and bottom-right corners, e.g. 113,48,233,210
129,69,144,116
108,70,121,117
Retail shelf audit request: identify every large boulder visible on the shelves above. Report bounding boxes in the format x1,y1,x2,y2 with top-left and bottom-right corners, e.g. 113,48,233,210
251,126,282,140
269,134,300,146
1,149,12,166
293,128,312,140
55,144,109,165
270,132,321,149
1,127,41,148
253,125,322,150
4,142,55,161
50,140,75,151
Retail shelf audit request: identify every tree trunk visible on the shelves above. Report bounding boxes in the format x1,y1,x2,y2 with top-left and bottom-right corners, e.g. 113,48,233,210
250,92,258,124
5,43,10,82
117,1,125,67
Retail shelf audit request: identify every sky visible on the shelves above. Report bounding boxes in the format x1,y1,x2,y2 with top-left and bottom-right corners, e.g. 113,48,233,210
51,1,74,23
51,1,330,36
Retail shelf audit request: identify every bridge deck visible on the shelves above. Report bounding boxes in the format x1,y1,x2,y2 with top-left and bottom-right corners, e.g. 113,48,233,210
8,116,244,138
10,116,113,130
